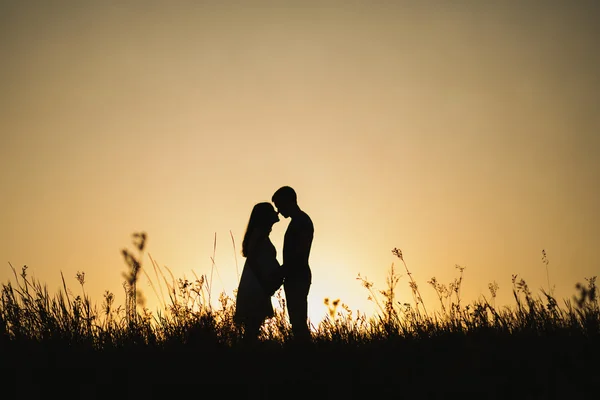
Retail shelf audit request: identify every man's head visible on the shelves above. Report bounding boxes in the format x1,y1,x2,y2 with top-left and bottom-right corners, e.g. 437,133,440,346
272,186,298,218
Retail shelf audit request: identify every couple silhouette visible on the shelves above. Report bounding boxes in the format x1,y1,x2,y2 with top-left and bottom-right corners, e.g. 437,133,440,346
234,186,313,344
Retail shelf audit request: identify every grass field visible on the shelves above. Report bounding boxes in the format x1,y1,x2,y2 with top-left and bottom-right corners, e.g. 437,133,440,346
1,235,598,397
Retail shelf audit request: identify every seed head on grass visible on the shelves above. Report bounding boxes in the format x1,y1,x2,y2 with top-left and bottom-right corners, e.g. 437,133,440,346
488,281,499,308
324,298,341,319
392,248,428,318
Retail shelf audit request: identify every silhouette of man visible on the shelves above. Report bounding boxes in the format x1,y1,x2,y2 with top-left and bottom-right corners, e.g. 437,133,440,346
272,186,313,342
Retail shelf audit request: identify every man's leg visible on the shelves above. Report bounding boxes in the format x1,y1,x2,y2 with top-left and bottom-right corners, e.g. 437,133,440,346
284,277,311,341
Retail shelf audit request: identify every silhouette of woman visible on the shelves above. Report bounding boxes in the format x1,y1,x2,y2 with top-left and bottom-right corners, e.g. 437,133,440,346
234,202,282,342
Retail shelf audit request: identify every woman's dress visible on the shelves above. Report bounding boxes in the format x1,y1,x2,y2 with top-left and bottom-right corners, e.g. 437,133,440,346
234,238,280,324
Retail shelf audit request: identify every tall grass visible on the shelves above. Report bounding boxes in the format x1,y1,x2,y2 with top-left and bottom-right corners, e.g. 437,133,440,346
1,234,598,352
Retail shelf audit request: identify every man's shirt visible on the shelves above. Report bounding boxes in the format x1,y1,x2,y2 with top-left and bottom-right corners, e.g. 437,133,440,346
283,210,314,276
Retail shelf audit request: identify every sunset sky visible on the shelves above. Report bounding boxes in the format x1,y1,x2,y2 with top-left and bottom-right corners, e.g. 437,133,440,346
1,1,599,324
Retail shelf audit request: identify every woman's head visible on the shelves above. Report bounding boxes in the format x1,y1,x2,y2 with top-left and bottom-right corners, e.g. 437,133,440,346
242,202,279,257
249,202,279,227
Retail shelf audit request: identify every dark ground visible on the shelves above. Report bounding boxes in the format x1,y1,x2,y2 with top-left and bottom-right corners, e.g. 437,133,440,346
1,334,598,399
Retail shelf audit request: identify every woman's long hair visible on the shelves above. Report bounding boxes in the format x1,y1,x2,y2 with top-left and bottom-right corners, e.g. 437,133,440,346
242,202,278,257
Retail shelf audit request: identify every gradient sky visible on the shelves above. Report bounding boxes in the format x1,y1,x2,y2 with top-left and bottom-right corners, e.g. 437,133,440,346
1,1,599,324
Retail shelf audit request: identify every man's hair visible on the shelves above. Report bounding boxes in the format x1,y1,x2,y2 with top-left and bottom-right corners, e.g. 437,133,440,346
272,186,297,204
